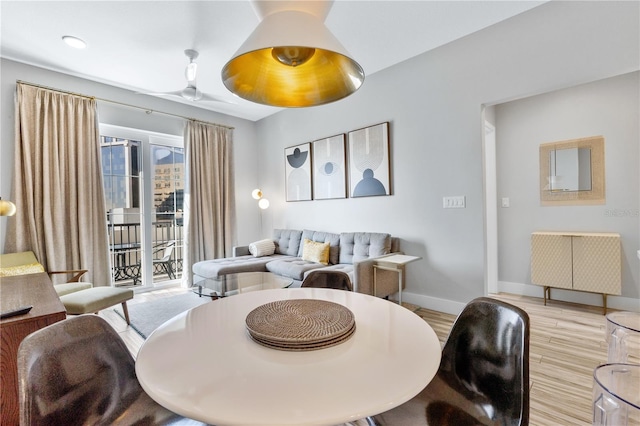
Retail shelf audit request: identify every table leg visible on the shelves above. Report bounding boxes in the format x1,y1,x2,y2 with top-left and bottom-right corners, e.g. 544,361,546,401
373,266,377,297
398,267,403,305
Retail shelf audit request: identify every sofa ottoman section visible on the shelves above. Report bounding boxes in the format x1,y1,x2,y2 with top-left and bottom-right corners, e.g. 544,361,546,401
192,254,289,283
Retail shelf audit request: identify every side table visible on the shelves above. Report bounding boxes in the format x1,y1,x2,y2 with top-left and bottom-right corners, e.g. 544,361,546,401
1,272,66,426
373,254,421,305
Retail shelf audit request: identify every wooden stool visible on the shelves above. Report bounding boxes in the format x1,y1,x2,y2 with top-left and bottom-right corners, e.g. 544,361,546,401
59,287,134,324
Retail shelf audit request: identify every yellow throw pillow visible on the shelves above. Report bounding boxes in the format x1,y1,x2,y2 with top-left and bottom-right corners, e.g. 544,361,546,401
302,239,330,265
0,262,45,277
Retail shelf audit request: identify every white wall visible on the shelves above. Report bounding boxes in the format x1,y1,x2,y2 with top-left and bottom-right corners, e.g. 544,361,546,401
0,59,260,252
253,1,639,312
496,72,640,309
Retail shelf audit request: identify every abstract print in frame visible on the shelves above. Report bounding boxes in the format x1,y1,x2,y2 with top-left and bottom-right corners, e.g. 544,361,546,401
348,122,391,197
312,134,346,200
285,142,312,201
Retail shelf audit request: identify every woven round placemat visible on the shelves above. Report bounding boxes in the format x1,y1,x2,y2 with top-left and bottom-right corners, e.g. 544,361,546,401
245,299,356,351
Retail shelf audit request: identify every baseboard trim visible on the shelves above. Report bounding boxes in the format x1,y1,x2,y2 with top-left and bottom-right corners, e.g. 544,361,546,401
399,283,639,315
399,292,467,315
498,281,640,313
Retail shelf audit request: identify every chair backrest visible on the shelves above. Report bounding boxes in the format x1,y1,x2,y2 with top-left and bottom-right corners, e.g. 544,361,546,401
17,315,181,425
301,270,353,291
159,241,175,261
153,241,176,262
434,297,530,425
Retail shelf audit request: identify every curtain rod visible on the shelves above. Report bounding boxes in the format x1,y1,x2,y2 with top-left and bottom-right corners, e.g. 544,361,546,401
16,80,235,130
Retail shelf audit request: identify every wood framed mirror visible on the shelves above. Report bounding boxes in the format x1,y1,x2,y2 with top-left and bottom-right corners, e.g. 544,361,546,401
540,136,605,206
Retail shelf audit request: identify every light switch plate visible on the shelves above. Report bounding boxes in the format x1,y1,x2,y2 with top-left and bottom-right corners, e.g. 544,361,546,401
443,196,466,208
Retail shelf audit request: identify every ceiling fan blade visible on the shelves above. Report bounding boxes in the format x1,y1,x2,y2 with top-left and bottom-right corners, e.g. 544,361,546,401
136,50,234,104
135,90,184,97
197,92,236,104
136,89,234,104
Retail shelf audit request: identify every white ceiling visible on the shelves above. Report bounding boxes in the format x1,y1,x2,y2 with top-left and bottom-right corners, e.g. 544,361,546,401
1,1,546,121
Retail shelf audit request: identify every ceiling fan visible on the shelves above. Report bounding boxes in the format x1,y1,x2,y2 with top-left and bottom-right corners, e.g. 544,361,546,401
138,49,232,103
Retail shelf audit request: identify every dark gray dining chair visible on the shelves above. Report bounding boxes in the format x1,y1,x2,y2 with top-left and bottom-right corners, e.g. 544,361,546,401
17,315,205,425
301,270,353,291
370,297,530,426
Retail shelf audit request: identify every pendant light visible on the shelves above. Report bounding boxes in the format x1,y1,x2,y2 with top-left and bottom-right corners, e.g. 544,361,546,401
222,1,364,108
0,197,17,216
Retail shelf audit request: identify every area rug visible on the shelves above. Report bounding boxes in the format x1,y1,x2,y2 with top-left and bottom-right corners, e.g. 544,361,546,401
114,292,209,338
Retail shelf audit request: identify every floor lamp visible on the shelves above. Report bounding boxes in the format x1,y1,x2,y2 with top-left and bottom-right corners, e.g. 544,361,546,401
252,189,269,238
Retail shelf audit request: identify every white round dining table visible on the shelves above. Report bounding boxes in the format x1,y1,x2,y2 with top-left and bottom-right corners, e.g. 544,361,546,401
135,287,441,426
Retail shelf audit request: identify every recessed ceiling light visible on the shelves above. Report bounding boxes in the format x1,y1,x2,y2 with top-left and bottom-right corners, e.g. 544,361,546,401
62,35,87,49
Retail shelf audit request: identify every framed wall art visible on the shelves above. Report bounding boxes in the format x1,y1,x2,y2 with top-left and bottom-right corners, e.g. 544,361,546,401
347,122,391,197
312,134,346,200
285,142,312,201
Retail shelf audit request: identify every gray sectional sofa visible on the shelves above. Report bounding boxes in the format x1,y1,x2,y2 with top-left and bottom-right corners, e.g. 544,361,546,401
192,229,402,298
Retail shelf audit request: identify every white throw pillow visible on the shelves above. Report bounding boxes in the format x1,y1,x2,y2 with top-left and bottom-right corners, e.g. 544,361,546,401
249,239,276,257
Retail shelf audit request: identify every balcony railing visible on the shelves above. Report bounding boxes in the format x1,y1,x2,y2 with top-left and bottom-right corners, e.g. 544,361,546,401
107,222,183,286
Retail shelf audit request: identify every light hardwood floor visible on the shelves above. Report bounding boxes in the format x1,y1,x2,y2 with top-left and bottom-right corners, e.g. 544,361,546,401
99,289,632,426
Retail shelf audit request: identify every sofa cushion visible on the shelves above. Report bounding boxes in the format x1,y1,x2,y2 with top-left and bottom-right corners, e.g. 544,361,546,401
301,239,330,265
298,229,341,264
339,232,391,264
54,282,93,297
59,287,133,315
273,229,303,256
249,239,276,257
266,258,325,281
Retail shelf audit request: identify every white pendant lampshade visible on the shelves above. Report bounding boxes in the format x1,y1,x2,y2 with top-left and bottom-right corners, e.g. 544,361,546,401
222,1,364,107
251,189,263,200
258,198,270,210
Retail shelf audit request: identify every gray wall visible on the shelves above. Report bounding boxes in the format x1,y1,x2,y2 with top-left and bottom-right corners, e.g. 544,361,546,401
1,1,638,313
496,72,640,307
253,1,639,311
0,58,260,251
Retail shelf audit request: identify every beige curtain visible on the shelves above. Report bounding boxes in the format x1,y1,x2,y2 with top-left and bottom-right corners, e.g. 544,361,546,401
5,83,111,286
184,121,236,286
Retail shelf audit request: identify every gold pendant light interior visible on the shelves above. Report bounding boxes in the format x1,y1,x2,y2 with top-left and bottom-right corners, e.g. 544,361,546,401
222,5,364,108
